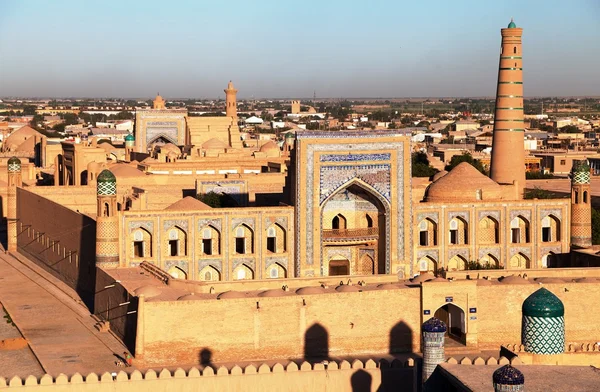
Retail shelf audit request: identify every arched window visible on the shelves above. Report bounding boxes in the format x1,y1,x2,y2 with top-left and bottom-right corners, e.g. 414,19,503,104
266,224,285,253
205,270,212,281
513,46,517,54
448,218,468,245
418,219,437,247
478,216,499,244
132,228,152,258
167,227,187,257
541,215,560,242
365,214,373,228
583,191,588,203
201,226,220,256
510,216,530,244
103,203,110,217
574,190,579,204
234,225,253,254
332,214,347,230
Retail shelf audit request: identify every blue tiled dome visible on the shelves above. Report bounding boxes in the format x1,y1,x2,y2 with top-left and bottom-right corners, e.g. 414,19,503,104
125,133,135,142
422,317,447,333
522,288,564,318
493,365,524,385
508,19,517,28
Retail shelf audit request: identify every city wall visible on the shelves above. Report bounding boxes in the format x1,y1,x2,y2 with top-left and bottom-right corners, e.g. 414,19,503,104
16,187,97,305
138,287,422,365
0,359,417,392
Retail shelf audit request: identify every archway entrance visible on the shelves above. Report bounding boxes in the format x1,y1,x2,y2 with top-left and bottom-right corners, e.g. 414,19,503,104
329,259,350,276
434,304,466,345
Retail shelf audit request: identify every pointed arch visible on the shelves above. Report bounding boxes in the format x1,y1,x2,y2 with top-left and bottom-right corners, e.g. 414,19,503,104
448,217,468,245
357,254,375,275
418,256,437,274
267,262,287,279
165,226,187,257
131,227,152,258
418,218,438,246
331,214,346,230
541,214,561,242
199,265,220,281
233,224,254,254
233,263,254,280
478,216,499,244
509,253,530,269
200,225,221,256
447,255,467,271
510,215,530,244
266,223,286,253
167,266,187,280
479,253,500,268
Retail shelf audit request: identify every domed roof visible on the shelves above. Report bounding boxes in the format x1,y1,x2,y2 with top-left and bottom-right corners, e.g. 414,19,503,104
431,170,448,182
109,164,145,178
258,289,291,298
134,285,161,298
493,365,524,386
477,278,495,286
499,275,531,285
522,287,564,318
124,133,135,141
533,277,566,284
202,138,229,149
429,277,448,283
177,293,202,301
507,19,517,28
165,196,211,211
159,143,180,155
259,141,279,152
295,286,326,295
377,283,402,290
217,291,247,300
573,277,600,283
7,156,21,165
410,273,435,284
422,317,447,333
425,162,502,202
335,284,360,292
97,169,116,183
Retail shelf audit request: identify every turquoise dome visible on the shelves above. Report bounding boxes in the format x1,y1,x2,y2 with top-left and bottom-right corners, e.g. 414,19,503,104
522,288,564,318
97,169,116,183
508,19,517,28
125,133,135,142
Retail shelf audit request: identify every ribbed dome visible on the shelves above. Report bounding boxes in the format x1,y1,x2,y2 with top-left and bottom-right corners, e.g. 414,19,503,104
125,133,135,141
522,288,564,318
425,162,502,202
493,365,524,385
97,169,116,183
7,156,21,165
507,19,517,29
422,317,447,333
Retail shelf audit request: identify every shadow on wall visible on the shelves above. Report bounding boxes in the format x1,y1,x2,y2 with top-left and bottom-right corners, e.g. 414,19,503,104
304,322,329,360
199,348,213,367
389,321,413,354
351,369,372,392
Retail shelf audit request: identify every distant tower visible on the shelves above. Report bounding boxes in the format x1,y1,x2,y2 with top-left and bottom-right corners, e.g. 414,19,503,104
291,100,301,114
570,160,592,249
489,19,525,196
7,157,22,252
153,93,166,110
224,81,238,119
95,169,119,268
422,317,446,383
521,288,565,355
124,133,135,159
493,365,524,392
284,132,295,152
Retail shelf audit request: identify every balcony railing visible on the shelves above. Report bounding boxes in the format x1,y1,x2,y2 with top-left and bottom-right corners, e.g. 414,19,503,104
323,227,379,240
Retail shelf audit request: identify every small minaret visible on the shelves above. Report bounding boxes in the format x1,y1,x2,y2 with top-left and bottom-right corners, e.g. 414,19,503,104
570,160,592,249
522,287,565,355
489,18,526,197
124,133,135,160
224,81,238,119
284,132,295,152
7,157,22,252
95,169,119,268
422,317,446,383
493,365,524,392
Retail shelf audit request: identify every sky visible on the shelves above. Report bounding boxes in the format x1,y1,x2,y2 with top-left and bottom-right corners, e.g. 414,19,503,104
0,0,599,98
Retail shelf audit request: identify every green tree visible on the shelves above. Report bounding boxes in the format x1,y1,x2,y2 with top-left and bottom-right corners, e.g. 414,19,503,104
558,125,580,134
197,192,223,208
411,152,438,178
526,171,554,179
22,105,37,115
523,187,554,199
444,152,486,174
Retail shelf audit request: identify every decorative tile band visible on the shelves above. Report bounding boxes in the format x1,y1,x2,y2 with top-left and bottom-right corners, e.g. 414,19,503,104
320,153,391,162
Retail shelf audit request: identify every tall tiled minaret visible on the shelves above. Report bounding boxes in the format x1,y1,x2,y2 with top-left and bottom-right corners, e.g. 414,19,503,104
224,81,238,119
570,160,592,249
489,19,525,196
95,169,119,268
7,157,22,252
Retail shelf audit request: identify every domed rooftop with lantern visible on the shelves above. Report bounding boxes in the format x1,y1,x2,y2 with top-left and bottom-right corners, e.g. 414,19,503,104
507,18,517,28
493,364,524,386
97,169,116,183
125,133,135,142
522,287,564,317
422,317,447,333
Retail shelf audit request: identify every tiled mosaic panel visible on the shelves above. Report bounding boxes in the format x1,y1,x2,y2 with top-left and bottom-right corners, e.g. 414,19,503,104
422,331,445,381
8,163,20,172
522,315,564,354
493,384,524,392
319,153,391,162
98,182,116,195
319,164,391,203
572,170,590,184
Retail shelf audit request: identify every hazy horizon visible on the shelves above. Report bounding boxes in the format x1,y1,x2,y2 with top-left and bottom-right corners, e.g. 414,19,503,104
1,0,599,99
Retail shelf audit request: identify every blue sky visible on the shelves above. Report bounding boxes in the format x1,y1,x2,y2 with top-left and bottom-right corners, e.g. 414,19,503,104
0,0,598,98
